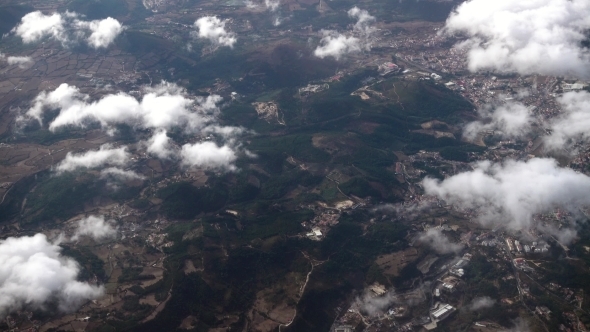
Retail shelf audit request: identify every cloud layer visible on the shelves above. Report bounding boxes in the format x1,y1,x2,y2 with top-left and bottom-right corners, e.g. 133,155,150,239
193,16,236,48
444,0,590,77
12,11,123,49
423,158,590,242
314,7,375,60
0,234,103,317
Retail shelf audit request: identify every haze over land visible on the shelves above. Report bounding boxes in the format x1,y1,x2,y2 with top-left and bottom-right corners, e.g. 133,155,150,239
0,0,589,331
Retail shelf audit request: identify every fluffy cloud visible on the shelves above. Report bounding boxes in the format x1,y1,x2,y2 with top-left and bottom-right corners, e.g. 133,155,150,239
55,144,130,173
22,83,80,125
74,17,124,49
12,11,65,44
180,141,238,171
467,296,495,311
314,7,375,60
314,32,362,60
0,233,103,317
193,16,236,48
72,215,117,241
443,0,590,78
417,228,463,254
423,158,590,243
464,101,534,140
12,11,123,48
348,7,375,35
5,56,33,68
21,82,222,133
22,81,245,172
146,130,177,159
545,91,590,151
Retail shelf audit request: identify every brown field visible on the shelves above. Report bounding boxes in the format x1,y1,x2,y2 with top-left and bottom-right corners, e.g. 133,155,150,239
247,270,306,331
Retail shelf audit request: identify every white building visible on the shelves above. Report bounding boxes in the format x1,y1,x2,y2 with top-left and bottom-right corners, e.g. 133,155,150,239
431,303,456,322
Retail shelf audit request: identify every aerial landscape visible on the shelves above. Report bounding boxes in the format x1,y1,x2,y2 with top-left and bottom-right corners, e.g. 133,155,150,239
1,0,590,331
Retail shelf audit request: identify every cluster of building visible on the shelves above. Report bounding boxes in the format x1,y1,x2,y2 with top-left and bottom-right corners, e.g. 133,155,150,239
449,253,471,278
426,303,456,329
302,203,356,240
505,237,549,255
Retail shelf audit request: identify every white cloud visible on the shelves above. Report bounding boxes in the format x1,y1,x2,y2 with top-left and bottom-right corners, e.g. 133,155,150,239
203,124,246,139
313,7,375,60
74,17,124,49
0,233,103,317
72,215,117,241
348,7,375,35
443,0,590,78
21,82,222,134
265,0,280,11
21,81,245,171
99,167,145,181
22,83,81,125
180,141,238,171
6,56,33,69
146,130,177,159
12,11,123,48
355,289,398,317
314,31,362,60
193,16,236,48
417,228,463,254
273,16,282,27
545,91,590,151
423,158,590,243
467,296,495,311
244,0,258,9
55,144,130,173
12,11,65,44
464,101,534,141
